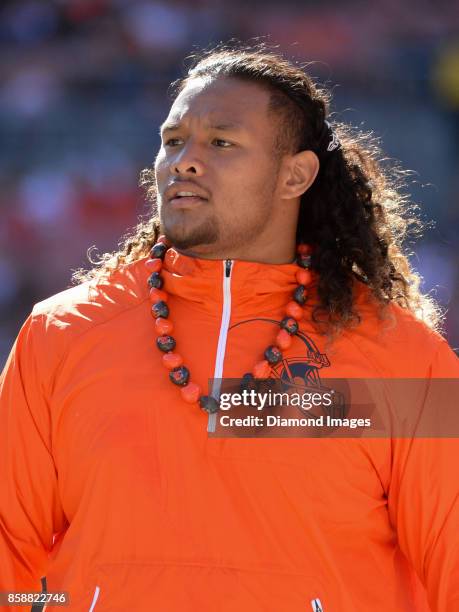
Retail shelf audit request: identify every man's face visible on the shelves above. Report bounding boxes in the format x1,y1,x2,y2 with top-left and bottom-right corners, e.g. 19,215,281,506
154,76,285,257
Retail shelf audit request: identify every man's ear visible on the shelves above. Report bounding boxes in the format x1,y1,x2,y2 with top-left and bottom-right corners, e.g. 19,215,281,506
280,150,320,200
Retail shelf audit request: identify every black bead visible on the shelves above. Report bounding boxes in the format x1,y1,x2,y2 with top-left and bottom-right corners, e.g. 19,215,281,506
296,254,311,269
169,366,190,387
151,301,169,319
148,272,163,289
264,345,283,365
280,317,299,335
199,395,220,414
240,372,258,393
293,284,308,305
150,242,168,259
156,335,176,352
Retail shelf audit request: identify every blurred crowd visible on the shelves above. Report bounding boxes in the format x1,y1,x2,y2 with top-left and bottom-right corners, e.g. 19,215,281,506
1,0,459,364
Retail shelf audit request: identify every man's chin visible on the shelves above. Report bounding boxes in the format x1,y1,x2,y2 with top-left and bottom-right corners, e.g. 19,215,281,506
163,227,219,252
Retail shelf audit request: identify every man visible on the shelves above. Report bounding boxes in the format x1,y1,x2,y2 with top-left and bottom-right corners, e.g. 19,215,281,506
1,46,458,611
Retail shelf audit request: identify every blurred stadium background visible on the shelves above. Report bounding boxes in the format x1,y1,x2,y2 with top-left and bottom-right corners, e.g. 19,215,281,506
1,0,459,366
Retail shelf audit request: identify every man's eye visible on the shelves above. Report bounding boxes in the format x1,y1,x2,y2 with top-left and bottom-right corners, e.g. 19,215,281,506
164,138,183,146
213,139,232,148
163,137,232,148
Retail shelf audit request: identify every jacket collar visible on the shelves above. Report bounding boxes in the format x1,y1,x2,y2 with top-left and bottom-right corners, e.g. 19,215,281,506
152,247,301,318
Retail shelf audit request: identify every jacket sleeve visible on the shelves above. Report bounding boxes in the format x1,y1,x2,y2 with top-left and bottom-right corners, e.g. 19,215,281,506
388,338,459,611
0,313,67,609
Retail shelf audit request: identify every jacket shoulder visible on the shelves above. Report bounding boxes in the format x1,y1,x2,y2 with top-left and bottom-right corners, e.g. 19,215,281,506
27,260,148,363
345,281,458,377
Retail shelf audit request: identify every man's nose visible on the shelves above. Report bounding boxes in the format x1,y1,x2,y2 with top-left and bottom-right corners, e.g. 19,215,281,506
170,143,204,176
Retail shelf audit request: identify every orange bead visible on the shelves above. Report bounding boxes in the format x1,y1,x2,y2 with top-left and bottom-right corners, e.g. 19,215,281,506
285,300,303,320
180,382,201,404
297,243,311,255
296,268,312,285
162,352,183,370
253,360,271,379
155,317,173,335
145,258,162,273
275,329,292,350
149,288,168,303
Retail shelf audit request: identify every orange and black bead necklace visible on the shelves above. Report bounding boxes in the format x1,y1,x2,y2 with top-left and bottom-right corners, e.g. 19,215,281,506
145,237,313,415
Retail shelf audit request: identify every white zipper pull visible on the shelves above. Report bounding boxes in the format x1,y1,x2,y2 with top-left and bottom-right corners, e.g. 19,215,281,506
207,259,233,433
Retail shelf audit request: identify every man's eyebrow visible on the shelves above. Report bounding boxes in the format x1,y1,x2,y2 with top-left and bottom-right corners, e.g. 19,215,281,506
209,122,244,130
159,122,179,134
159,121,244,134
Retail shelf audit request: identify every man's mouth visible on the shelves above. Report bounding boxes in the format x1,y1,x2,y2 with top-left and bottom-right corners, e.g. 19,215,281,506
169,191,208,206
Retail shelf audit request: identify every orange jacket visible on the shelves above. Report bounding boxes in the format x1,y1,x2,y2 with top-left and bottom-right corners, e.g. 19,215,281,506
1,249,459,611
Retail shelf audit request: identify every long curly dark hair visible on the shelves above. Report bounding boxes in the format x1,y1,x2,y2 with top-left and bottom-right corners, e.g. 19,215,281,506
72,44,442,336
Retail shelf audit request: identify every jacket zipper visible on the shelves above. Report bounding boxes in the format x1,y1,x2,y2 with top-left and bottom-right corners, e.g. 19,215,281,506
207,259,233,433
88,585,100,611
